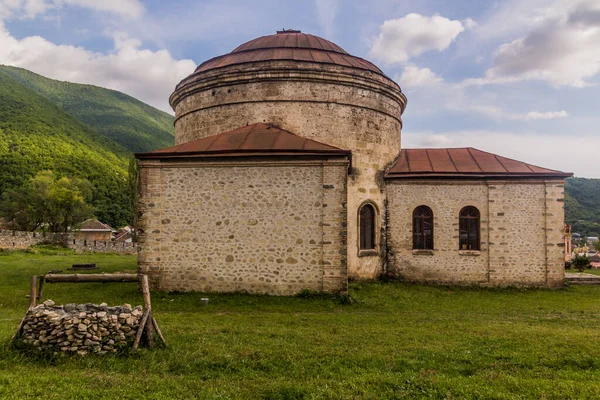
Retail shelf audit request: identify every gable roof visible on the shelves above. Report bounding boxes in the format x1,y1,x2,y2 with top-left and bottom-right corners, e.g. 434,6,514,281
386,148,572,180
136,123,351,159
79,219,113,232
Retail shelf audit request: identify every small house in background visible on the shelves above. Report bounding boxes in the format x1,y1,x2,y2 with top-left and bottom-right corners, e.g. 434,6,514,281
76,219,113,241
114,226,134,242
590,254,600,269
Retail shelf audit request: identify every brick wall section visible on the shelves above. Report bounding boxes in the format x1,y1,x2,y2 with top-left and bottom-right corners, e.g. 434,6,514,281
0,231,136,254
137,160,163,287
545,182,567,287
386,180,566,288
137,158,349,295
321,164,348,293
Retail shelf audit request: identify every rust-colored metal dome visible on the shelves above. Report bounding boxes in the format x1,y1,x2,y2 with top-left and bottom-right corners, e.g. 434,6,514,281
192,30,384,76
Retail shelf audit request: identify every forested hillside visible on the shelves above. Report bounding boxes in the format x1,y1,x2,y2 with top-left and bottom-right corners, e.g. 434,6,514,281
565,178,600,237
0,70,131,228
0,66,174,153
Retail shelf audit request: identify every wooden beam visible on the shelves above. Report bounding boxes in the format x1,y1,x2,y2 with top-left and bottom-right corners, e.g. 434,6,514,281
44,273,138,283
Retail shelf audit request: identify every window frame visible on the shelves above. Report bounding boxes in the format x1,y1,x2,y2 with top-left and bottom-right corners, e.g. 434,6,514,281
413,205,434,250
358,202,378,256
459,206,480,251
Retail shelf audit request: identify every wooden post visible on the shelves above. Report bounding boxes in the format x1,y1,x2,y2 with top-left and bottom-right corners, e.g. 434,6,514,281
11,275,38,343
133,275,154,352
132,308,150,352
29,275,37,309
37,275,45,302
152,317,167,346
141,275,154,348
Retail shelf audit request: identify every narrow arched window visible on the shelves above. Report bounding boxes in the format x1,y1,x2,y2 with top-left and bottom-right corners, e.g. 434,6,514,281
459,206,480,250
359,204,376,250
413,206,433,250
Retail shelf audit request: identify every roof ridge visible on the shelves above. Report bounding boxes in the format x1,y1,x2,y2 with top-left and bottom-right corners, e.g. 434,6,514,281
467,148,484,173
204,131,222,151
405,149,413,172
425,149,434,171
237,124,256,148
446,148,458,172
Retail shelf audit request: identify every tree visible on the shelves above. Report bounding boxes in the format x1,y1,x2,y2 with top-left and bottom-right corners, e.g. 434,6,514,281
594,240,600,252
127,156,139,241
0,170,94,232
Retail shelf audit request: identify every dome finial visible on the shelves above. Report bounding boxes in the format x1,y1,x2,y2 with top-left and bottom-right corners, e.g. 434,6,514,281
277,29,301,34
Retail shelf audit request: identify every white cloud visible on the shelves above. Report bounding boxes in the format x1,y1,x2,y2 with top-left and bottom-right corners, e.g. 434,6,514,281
59,0,144,19
464,106,569,121
524,110,568,120
0,0,52,19
403,130,594,178
395,64,442,88
369,13,466,64
0,0,144,20
314,0,340,40
466,0,600,87
463,18,478,30
0,22,196,112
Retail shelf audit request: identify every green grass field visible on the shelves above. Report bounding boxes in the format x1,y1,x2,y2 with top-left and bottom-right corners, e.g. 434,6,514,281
1,247,600,399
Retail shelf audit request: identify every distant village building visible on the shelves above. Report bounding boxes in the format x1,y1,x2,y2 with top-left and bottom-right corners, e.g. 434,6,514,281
136,30,572,295
114,226,134,243
564,224,572,262
76,219,112,242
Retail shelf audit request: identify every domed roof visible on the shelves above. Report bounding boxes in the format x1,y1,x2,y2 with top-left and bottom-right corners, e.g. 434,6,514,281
193,30,384,76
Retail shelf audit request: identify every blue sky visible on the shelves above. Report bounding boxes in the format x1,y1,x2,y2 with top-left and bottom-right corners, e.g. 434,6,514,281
0,0,599,177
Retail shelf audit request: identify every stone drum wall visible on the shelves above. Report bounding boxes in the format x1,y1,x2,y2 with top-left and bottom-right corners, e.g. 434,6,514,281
138,158,349,295
19,300,143,355
171,59,407,282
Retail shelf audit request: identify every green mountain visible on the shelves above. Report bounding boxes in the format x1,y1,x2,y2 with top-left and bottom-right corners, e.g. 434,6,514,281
0,66,174,153
0,69,132,228
565,178,600,237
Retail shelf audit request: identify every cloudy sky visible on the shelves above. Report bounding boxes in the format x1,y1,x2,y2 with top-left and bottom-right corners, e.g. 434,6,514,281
0,0,599,177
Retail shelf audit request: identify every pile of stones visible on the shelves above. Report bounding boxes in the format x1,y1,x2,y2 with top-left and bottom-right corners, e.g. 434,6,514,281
19,300,143,355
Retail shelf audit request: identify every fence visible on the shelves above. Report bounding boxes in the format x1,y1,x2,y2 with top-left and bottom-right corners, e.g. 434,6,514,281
0,230,137,254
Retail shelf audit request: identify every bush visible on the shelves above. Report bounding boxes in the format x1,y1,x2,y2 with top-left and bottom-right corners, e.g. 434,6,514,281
572,254,591,272
565,261,572,270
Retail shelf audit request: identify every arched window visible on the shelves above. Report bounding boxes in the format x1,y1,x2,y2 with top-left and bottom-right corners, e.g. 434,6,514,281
459,206,480,250
359,204,376,250
413,206,433,250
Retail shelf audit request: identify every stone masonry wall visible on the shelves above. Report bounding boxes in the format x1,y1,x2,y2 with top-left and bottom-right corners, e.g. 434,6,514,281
386,180,566,287
19,300,143,355
0,231,136,254
137,158,348,295
171,61,406,281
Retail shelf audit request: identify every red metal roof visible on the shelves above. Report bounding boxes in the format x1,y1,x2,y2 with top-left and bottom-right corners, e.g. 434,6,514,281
386,148,572,179
136,123,351,159
179,31,385,87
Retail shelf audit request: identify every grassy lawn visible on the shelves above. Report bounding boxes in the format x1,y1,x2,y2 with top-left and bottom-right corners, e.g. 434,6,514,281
2,247,600,399
566,268,600,276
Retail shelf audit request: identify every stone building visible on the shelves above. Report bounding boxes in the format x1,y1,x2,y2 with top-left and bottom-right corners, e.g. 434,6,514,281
136,30,572,295
76,219,113,242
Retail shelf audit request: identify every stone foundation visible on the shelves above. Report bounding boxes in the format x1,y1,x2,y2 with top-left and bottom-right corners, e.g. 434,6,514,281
18,300,143,355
